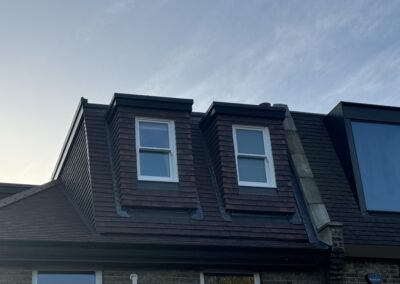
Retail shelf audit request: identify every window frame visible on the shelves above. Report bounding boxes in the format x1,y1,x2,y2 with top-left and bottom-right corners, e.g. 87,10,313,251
200,272,261,284
135,117,179,182
32,270,102,284
232,125,276,188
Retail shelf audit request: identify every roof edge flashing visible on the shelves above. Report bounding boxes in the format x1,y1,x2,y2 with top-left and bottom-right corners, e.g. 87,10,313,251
105,93,193,121
200,101,286,129
51,98,87,180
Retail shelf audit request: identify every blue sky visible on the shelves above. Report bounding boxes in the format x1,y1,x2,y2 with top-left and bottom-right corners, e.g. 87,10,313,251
1,0,400,184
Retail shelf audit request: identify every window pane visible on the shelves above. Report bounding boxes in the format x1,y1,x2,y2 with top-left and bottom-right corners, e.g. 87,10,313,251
139,121,169,148
352,121,400,212
236,129,265,155
140,151,170,177
204,274,254,284
37,272,96,284
238,157,267,183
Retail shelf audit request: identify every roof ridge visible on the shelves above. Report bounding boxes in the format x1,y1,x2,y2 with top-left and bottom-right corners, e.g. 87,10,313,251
0,180,60,209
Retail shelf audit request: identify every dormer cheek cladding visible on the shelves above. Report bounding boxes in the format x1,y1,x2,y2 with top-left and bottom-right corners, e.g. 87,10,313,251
108,105,198,210
201,105,296,214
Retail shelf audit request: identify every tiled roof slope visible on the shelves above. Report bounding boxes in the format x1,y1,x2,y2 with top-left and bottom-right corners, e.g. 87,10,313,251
0,180,317,250
81,104,317,248
292,111,400,246
0,95,327,255
0,183,35,199
0,182,93,242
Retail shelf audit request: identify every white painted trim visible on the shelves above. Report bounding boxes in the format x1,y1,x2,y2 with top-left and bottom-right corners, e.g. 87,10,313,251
232,125,276,188
96,271,103,284
130,273,138,284
200,272,205,284
32,270,102,284
200,272,261,284
32,271,38,284
135,117,179,182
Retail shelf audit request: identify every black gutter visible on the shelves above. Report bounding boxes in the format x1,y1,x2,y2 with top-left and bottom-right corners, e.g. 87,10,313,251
0,240,330,269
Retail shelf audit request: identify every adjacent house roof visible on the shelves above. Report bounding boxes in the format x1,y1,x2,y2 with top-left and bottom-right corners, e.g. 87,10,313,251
0,182,36,199
292,110,400,253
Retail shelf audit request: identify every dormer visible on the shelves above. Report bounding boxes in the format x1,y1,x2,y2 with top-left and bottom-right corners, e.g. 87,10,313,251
325,102,400,213
200,101,297,214
105,94,199,211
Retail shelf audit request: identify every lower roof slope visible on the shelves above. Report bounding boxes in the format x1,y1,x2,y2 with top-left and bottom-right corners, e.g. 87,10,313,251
0,182,93,242
292,111,400,247
0,183,36,199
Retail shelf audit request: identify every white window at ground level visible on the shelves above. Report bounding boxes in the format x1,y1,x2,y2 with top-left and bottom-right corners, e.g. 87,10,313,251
136,118,178,182
232,126,276,188
32,271,102,284
200,272,261,284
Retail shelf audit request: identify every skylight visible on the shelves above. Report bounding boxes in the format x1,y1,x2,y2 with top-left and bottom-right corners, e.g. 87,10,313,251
351,121,400,212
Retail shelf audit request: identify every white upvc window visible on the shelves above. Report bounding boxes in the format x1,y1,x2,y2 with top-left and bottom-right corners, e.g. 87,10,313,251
200,272,261,284
32,271,102,284
232,125,276,188
135,118,179,182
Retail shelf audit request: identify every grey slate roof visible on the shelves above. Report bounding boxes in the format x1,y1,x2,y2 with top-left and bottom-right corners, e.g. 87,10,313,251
0,183,36,199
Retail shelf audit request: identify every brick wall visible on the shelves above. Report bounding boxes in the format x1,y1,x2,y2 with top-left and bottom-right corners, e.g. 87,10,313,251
260,270,327,283
103,269,199,284
329,224,345,283
0,267,31,284
344,260,400,283
103,269,327,284
0,267,327,284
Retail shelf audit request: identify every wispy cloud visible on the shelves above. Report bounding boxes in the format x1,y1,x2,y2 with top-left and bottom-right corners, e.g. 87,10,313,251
1,0,400,183
135,0,400,112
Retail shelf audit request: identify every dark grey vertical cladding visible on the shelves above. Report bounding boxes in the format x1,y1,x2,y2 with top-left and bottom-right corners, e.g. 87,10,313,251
59,120,95,227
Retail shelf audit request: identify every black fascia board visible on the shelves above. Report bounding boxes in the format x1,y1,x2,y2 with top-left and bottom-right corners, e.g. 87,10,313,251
200,101,286,129
105,93,193,121
339,101,400,124
0,240,330,269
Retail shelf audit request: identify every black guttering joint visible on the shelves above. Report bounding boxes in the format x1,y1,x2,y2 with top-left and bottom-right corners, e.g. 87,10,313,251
200,101,286,129
105,93,194,121
51,97,88,180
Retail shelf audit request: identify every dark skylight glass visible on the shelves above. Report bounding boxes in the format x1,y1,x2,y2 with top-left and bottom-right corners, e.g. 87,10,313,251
351,121,400,212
